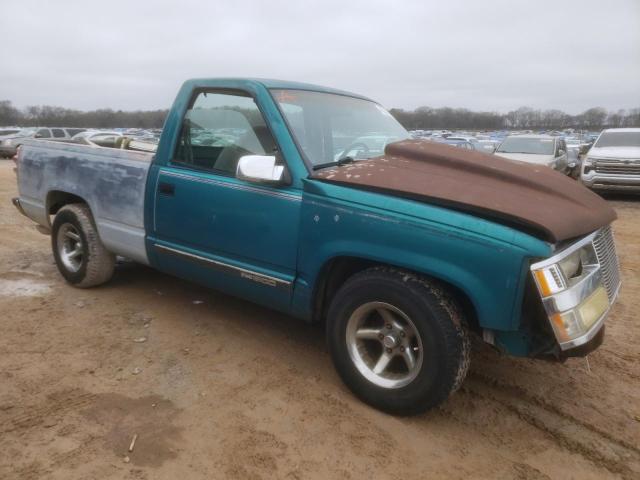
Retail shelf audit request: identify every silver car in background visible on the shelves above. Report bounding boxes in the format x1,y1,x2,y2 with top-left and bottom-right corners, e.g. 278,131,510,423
447,135,493,153
494,134,569,173
0,127,85,157
581,128,640,192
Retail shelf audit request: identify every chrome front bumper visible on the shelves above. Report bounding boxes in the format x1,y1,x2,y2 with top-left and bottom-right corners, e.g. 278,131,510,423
582,174,640,190
581,161,640,191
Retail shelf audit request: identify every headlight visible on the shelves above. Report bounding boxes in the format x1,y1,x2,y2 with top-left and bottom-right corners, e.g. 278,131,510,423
558,249,581,279
531,239,609,346
533,244,596,295
549,286,609,342
583,157,595,174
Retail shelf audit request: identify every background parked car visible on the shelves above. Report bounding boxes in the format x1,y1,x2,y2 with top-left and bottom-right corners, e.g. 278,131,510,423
445,135,492,153
494,134,569,174
477,139,499,153
431,137,484,152
0,127,21,137
580,128,640,192
0,127,85,157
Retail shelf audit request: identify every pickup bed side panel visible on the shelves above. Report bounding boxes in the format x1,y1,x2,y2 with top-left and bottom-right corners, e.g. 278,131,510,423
294,186,550,333
18,142,152,264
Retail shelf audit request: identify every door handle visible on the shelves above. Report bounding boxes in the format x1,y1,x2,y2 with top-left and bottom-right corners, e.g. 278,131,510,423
158,182,175,196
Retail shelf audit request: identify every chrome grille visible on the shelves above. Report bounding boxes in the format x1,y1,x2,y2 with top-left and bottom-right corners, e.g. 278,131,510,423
595,159,640,175
592,226,621,301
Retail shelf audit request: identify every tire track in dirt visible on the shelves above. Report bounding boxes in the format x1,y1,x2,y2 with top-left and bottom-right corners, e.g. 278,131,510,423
0,389,97,435
463,372,640,479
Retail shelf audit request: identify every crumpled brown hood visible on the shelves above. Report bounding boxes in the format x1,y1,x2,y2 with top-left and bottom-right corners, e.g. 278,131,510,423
311,139,616,243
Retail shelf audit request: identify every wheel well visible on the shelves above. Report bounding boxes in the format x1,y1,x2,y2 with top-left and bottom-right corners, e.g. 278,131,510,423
313,257,480,333
47,191,87,218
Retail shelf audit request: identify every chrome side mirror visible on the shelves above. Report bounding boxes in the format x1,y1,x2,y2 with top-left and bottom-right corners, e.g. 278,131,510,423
236,155,285,184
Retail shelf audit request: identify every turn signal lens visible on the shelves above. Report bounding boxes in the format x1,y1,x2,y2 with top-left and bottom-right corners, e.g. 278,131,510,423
534,266,565,297
550,312,581,342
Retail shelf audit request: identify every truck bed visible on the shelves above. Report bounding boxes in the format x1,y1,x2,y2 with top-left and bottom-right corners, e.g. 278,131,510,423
17,140,153,264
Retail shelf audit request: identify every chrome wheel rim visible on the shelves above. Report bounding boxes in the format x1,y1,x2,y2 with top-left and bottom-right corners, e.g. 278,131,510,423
345,301,423,389
57,223,84,273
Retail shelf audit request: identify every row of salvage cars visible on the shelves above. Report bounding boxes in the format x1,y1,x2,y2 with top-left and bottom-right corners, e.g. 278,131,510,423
2,124,638,192
0,127,160,158
420,128,640,192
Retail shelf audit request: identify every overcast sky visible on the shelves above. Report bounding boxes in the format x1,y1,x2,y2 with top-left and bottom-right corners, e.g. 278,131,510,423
1,0,638,114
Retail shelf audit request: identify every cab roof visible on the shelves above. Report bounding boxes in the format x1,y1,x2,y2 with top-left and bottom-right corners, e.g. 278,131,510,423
602,128,640,133
182,77,373,102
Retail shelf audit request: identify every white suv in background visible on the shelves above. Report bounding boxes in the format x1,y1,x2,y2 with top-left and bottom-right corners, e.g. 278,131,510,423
581,128,640,192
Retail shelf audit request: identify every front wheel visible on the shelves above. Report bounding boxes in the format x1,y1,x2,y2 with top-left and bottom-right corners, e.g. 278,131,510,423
51,203,115,288
327,267,470,415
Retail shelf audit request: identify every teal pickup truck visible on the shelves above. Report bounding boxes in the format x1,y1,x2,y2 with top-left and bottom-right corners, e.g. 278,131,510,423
14,78,621,414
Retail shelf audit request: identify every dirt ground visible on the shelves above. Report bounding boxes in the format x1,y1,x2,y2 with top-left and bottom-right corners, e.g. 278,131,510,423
0,160,638,480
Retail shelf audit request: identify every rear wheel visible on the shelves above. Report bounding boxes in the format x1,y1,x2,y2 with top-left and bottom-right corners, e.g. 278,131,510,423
51,203,115,287
327,267,470,415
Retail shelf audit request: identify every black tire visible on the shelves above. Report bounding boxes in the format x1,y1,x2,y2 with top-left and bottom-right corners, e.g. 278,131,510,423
51,203,115,288
326,267,470,415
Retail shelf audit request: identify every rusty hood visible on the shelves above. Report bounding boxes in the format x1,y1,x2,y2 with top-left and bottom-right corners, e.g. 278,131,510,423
310,139,616,243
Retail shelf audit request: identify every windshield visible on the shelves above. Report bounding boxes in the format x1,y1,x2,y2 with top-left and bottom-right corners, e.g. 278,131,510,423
496,137,554,155
271,89,409,167
17,128,36,136
595,132,640,148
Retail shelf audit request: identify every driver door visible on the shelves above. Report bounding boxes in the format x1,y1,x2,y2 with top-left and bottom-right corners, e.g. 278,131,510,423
151,90,302,311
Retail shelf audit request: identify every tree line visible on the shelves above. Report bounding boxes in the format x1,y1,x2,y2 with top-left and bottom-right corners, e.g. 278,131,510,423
0,100,168,129
1,99,639,131
389,105,640,131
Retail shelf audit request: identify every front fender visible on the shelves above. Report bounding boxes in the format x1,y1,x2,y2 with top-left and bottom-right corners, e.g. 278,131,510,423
296,189,551,332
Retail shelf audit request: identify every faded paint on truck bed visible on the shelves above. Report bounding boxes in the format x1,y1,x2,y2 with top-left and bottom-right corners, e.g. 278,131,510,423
17,140,152,264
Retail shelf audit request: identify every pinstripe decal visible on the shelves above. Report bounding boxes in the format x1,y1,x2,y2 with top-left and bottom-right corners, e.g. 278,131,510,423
153,243,292,291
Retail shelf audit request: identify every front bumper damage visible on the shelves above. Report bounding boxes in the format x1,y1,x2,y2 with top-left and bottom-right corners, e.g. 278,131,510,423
531,226,621,356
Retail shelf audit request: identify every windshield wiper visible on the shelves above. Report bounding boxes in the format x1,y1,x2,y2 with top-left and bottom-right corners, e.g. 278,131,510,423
312,156,355,171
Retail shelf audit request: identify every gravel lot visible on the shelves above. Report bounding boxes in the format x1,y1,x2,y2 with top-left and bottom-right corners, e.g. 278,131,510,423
0,159,639,480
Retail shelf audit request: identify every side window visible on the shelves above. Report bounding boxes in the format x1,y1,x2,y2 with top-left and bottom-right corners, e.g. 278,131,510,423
36,129,51,138
173,91,277,176
66,128,85,137
52,128,65,138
